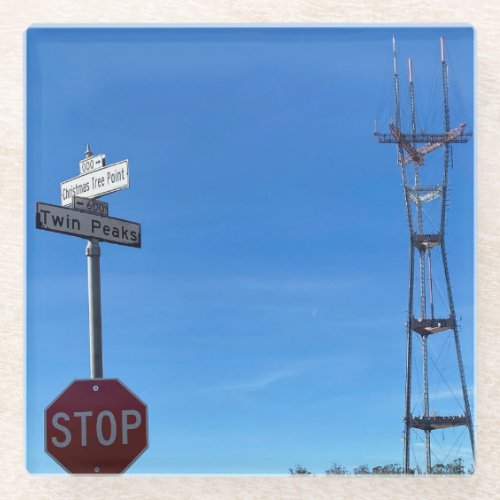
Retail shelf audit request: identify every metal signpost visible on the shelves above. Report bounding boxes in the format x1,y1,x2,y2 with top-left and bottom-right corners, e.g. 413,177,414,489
36,146,147,473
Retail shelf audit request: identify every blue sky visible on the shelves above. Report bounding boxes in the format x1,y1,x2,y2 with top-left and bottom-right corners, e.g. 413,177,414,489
26,26,474,474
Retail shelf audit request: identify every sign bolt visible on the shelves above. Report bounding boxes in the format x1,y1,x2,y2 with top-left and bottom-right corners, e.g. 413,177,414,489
94,466,101,473
93,385,99,392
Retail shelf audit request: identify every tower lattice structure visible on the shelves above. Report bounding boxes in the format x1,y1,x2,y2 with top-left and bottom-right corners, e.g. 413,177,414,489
375,36,474,474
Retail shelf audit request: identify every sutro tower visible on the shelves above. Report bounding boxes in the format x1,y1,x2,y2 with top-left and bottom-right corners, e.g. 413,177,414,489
375,36,474,474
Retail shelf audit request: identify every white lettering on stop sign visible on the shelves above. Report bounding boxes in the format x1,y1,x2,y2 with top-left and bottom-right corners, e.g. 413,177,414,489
52,412,72,447
51,409,142,447
96,410,117,445
121,409,141,444
74,411,92,446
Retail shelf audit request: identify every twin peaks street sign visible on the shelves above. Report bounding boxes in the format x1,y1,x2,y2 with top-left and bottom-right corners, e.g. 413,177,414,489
36,202,141,248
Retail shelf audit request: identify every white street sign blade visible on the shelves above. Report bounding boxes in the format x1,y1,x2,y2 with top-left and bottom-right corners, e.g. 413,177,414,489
36,202,141,248
61,160,129,207
79,153,106,175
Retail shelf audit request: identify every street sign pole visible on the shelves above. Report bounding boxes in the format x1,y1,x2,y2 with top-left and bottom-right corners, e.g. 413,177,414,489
84,145,103,379
86,238,103,379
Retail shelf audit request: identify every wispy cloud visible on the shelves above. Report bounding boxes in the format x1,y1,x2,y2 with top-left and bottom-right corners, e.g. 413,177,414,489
201,357,341,395
204,367,301,394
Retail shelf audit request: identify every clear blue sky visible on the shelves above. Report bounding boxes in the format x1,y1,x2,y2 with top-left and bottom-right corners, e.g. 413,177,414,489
26,26,474,474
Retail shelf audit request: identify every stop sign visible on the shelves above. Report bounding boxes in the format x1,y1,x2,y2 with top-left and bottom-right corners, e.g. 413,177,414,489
45,378,148,474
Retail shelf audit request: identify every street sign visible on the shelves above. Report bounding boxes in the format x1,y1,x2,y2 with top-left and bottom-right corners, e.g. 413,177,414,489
45,379,148,474
61,160,129,207
71,195,109,216
79,153,106,175
36,202,141,248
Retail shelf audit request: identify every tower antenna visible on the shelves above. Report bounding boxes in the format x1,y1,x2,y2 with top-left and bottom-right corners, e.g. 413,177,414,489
375,36,474,474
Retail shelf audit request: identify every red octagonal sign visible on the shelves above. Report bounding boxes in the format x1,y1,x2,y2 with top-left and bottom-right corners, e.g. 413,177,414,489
45,378,148,474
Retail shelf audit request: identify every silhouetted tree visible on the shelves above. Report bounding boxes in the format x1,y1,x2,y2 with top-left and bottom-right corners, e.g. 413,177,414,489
431,458,465,475
407,465,421,475
353,464,370,475
289,465,312,475
446,458,465,475
371,463,403,475
431,463,445,474
288,458,468,476
325,463,348,475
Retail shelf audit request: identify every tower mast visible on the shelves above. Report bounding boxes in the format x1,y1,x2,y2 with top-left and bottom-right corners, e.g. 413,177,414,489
409,56,432,474
391,36,415,474
375,36,474,474
438,37,476,461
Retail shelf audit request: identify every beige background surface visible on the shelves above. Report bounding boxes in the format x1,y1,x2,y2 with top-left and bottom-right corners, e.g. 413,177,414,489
1,1,498,499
